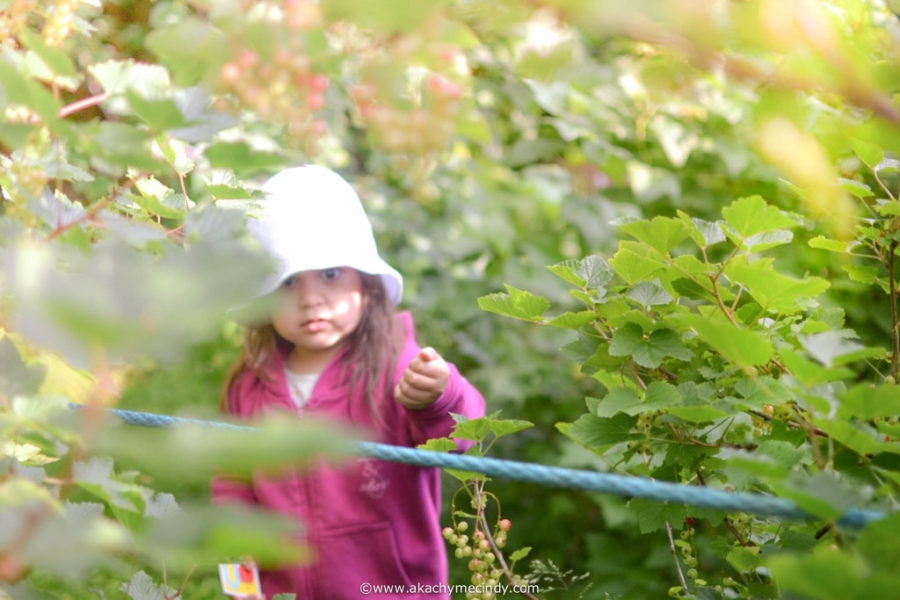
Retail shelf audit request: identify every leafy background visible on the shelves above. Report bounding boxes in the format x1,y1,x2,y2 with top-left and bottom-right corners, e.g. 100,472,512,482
3,0,900,598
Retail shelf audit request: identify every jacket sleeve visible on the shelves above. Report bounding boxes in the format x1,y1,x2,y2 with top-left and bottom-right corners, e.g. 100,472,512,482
392,312,486,448
210,374,259,506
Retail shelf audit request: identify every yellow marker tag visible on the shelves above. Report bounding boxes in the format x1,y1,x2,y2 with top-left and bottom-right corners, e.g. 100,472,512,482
218,563,262,597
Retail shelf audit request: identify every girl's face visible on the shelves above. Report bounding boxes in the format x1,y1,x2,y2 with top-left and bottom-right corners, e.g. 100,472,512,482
272,267,364,370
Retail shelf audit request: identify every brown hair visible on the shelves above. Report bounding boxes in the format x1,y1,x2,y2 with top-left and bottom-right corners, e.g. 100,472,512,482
221,272,401,421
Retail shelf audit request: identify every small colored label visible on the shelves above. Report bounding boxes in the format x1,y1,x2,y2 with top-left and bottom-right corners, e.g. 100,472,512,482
219,563,262,597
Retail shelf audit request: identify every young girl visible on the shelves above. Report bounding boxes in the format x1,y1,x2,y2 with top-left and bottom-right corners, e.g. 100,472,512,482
212,165,486,599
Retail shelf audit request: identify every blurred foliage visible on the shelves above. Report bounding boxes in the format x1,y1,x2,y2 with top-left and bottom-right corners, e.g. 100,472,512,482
3,0,900,598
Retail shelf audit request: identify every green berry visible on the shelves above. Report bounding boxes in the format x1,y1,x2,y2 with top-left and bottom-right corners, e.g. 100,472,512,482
457,521,469,532
455,548,465,559
687,568,698,579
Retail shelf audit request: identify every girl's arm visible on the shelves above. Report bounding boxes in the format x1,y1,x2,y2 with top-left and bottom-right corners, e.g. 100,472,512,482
402,358,485,447
390,312,486,447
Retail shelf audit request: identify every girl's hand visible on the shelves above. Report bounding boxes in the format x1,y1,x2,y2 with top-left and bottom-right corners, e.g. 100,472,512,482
394,347,450,409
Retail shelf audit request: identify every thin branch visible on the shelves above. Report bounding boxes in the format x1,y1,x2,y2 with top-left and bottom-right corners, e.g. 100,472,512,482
44,196,113,241
475,485,539,600
710,274,739,326
58,91,110,119
874,172,897,203
178,171,190,209
889,240,899,379
665,521,689,593
729,284,745,315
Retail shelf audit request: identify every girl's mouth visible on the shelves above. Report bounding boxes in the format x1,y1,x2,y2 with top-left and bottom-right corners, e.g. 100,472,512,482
302,318,328,332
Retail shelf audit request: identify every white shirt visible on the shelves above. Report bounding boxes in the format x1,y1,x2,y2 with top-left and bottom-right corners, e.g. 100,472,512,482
284,368,319,411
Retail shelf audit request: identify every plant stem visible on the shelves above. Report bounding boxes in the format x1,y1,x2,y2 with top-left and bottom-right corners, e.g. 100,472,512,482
889,240,899,379
475,485,539,600
665,521,689,593
45,196,113,241
710,275,739,326
58,91,110,119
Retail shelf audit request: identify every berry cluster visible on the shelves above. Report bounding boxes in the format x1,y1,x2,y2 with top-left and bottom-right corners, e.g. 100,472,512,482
0,0,29,48
677,524,702,584
218,45,330,146
728,512,755,542
442,518,519,600
350,57,465,154
42,0,79,46
4,161,48,205
627,409,664,455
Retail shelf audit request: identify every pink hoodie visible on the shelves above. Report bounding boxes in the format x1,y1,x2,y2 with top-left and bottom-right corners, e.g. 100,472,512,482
211,312,486,599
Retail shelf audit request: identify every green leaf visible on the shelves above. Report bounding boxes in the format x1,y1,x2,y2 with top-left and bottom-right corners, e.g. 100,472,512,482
618,216,689,254
626,279,673,307
88,59,171,99
132,176,184,219
595,383,679,417
678,314,773,368
609,241,667,285
18,29,78,77
488,418,535,438
875,200,900,216
0,122,35,149
850,137,884,169
559,413,639,451
630,498,686,534
477,284,549,322
839,384,900,420
0,59,60,123
609,323,690,369
122,570,176,600
770,472,866,521
416,438,458,452
800,331,884,367
677,211,726,248
875,157,900,175
839,177,874,199
767,548,897,600
814,418,897,456
742,229,793,253
0,337,46,397
125,92,187,131
205,142,285,175
546,311,597,329
780,350,854,387
594,387,641,417
575,254,614,289
809,236,850,253
450,414,493,442
509,547,532,562
726,257,830,315
842,264,879,284
721,195,797,239
667,405,727,423
144,18,229,85
727,546,761,573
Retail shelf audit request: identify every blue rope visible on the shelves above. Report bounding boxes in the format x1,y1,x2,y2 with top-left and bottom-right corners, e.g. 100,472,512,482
86,406,886,528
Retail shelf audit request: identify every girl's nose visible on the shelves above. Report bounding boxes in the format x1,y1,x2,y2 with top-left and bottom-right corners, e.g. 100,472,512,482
296,278,326,308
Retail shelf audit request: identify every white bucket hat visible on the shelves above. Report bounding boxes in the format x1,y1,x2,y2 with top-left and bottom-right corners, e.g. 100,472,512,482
247,165,403,305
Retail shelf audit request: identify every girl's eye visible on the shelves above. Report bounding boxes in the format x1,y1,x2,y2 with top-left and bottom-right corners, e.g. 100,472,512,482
281,275,297,288
321,268,342,282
